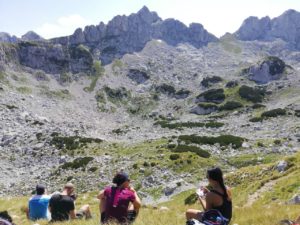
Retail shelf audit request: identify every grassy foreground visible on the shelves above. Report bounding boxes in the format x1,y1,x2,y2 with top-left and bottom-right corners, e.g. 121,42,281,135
1,152,300,225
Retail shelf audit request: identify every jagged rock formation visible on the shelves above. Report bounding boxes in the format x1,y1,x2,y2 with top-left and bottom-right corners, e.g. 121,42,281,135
0,32,18,43
235,9,300,49
242,56,286,84
51,6,217,64
21,31,44,41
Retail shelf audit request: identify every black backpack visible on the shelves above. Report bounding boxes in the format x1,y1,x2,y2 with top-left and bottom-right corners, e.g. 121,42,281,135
186,210,229,225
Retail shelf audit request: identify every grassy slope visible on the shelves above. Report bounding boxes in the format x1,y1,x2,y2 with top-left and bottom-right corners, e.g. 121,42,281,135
2,152,300,225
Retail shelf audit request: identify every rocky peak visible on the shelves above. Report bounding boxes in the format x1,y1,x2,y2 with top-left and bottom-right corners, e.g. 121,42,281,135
0,32,18,43
51,6,217,64
234,9,300,49
136,5,161,24
21,31,44,41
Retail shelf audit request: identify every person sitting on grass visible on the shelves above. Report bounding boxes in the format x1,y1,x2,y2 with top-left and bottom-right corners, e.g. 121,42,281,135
280,216,300,225
26,184,50,221
49,183,92,222
186,167,232,224
0,211,15,225
97,172,141,224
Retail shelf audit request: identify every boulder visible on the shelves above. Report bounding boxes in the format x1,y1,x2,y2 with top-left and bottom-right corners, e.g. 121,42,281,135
276,160,288,172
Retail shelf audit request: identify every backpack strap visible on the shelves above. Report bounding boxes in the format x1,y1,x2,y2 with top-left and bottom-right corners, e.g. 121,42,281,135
210,190,225,198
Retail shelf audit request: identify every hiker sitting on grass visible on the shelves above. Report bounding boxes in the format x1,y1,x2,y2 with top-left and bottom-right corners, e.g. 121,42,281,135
97,172,141,224
26,184,51,221
49,183,92,222
0,211,15,225
186,167,232,224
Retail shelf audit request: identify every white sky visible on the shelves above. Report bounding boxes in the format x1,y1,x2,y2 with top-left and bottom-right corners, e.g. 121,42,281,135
0,0,299,39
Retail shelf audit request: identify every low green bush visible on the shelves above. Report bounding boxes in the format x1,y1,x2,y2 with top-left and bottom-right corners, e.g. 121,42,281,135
239,85,266,103
196,88,225,103
172,145,211,158
178,134,245,149
61,157,94,170
261,108,286,118
170,154,180,160
220,101,243,110
51,136,102,150
201,76,222,87
249,117,264,122
155,120,224,129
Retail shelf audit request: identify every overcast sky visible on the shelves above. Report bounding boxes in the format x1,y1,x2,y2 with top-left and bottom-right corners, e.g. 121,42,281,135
0,0,300,39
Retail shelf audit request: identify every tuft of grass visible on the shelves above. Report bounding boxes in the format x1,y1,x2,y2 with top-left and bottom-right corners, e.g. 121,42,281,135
154,121,224,129
172,145,211,158
16,86,32,94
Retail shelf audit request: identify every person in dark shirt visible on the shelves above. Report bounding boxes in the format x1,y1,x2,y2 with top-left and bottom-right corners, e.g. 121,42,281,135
97,172,141,224
49,183,91,222
186,167,232,223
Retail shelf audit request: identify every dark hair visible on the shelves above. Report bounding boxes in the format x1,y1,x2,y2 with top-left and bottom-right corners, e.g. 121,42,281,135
207,167,228,198
36,184,45,195
112,172,129,187
0,211,13,222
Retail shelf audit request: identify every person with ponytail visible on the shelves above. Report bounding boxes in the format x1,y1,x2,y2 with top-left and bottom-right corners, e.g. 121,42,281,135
97,171,141,224
186,167,232,223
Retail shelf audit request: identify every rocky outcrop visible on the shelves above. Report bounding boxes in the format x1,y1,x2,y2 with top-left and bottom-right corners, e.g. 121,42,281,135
21,31,44,41
18,42,93,74
235,9,300,49
242,56,286,84
51,6,217,64
0,32,18,43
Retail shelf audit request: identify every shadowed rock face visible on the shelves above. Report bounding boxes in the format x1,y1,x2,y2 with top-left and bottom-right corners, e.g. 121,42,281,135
243,56,286,84
234,9,300,49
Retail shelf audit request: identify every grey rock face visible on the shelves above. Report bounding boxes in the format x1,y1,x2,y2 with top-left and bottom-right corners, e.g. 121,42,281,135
190,104,218,115
235,9,300,49
0,32,18,43
52,6,217,65
18,42,93,74
21,31,44,41
127,69,150,84
244,56,286,84
235,16,271,41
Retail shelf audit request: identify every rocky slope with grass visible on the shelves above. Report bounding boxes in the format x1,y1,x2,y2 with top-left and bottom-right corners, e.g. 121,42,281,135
0,7,300,206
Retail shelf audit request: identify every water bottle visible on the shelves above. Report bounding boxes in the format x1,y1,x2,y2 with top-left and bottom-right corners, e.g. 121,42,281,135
216,216,222,224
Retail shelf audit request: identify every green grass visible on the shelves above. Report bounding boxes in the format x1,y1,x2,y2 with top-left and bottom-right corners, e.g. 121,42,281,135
84,61,105,92
16,86,32,94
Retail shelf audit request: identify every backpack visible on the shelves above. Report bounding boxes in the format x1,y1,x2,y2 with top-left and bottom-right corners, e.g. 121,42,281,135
201,209,229,225
0,211,13,225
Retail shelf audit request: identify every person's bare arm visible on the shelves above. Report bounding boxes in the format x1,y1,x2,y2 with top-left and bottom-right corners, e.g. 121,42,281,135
129,187,141,213
97,190,105,200
69,210,76,219
296,215,300,224
25,207,30,219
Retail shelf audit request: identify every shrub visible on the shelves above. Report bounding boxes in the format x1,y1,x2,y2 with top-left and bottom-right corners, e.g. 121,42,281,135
133,163,138,169
178,135,245,149
88,167,98,172
172,145,211,158
155,84,176,96
155,120,224,129
220,101,243,110
274,139,281,145
196,88,225,104
170,154,180,160
249,117,264,122
51,136,102,150
238,85,265,103
201,76,222,87
252,103,266,109
61,157,94,170
225,80,238,88
261,108,286,118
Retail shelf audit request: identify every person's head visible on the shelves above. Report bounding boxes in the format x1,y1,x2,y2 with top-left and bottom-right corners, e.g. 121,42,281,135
112,172,130,188
207,167,228,197
63,183,75,196
36,184,46,195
